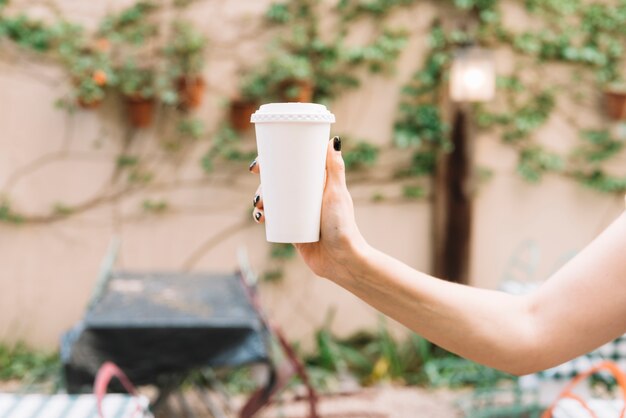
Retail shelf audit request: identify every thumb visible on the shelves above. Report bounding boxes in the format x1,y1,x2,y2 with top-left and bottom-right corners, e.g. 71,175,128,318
326,136,346,188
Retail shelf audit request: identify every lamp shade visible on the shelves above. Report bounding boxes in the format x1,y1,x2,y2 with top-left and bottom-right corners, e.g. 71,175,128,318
449,47,495,102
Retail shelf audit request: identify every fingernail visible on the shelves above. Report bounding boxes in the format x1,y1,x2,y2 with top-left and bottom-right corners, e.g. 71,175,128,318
254,212,262,222
333,136,341,152
253,194,260,207
248,159,257,171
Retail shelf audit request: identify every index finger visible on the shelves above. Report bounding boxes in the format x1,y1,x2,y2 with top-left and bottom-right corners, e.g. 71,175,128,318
248,157,260,174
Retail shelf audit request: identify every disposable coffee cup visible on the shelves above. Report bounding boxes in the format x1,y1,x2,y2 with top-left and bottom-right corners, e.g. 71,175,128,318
251,103,335,243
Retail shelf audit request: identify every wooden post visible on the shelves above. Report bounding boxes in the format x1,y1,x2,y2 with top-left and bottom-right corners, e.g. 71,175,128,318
433,105,474,284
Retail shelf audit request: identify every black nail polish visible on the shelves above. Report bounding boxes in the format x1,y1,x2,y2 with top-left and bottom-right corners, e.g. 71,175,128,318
248,159,257,171
254,212,262,221
253,194,260,207
333,136,341,152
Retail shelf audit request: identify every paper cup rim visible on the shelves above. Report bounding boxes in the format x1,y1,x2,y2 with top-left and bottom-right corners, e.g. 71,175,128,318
251,113,335,123
251,103,335,124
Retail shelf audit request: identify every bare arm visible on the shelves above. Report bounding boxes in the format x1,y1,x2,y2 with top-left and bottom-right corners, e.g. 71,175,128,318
251,139,626,375
337,211,626,375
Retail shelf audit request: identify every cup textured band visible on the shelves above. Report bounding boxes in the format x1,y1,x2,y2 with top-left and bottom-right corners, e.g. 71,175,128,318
251,103,335,124
251,113,335,123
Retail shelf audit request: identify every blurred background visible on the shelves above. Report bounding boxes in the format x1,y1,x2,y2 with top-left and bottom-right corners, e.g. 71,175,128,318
1,0,625,416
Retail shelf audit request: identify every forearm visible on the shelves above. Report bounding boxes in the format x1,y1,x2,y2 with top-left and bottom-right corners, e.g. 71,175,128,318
335,244,538,375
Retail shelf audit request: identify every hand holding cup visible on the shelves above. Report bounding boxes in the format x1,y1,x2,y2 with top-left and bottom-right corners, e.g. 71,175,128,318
250,134,369,282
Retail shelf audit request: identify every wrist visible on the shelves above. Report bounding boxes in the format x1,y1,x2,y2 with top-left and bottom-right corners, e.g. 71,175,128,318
336,235,374,285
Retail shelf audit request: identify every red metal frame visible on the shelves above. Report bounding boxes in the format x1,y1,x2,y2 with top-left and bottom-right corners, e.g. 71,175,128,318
237,271,319,418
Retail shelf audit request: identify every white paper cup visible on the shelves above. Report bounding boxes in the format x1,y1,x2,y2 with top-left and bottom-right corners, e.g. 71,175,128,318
251,103,335,243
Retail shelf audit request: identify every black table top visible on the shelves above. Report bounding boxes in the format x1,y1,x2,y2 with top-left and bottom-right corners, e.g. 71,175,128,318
64,271,268,388
85,271,262,330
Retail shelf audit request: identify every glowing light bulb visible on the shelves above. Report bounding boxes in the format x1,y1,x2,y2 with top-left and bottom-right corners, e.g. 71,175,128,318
449,47,496,102
462,67,487,89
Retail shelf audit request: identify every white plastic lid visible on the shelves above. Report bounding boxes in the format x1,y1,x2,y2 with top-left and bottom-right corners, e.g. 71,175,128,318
250,103,335,124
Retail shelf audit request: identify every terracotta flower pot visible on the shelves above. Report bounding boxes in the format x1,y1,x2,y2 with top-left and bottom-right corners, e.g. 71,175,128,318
605,89,626,120
177,76,205,110
74,74,106,110
279,79,314,103
126,96,155,128
77,97,103,109
229,99,258,132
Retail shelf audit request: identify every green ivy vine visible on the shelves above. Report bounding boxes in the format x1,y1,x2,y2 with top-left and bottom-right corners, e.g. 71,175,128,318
242,0,409,104
0,0,215,222
203,0,412,174
393,0,626,194
1,0,625,228
0,0,205,124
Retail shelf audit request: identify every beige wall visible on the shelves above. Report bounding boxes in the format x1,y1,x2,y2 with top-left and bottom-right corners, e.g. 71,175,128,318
0,0,624,349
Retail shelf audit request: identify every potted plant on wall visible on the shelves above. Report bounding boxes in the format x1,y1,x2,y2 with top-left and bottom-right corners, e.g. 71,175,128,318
229,75,266,133
57,32,116,109
164,21,207,110
270,52,315,102
227,53,314,133
72,53,116,109
118,61,156,127
604,82,626,120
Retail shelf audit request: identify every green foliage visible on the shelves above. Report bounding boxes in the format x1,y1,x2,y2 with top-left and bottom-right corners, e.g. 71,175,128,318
393,24,453,179
262,269,284,283
270,243,296,260
503,1,626,83
264,244,296,284
479,91,556,143
222,149,256,162
98,1,159,44
142,199,168,213
65,51,116,105
242,51,313,101
371,192,385,202
343,142,379,170
0,0,202,109
219,366,260,394
243,0,410,103
459,387,544,418
0,200,23,224
345,29,409,73
336,0,418,19
177,117,205,140
266,2,291,23
127,167,153,184
164,20,207,77
173,0,200,8
117,61,155,98
450,0,500,23
482,7,626,190
0,15,59,52
0,0,624,229
517,146,564,183
200,153,214,173
405,151,438,177
574,130,623,163
304,319,514,388
0,343,59,383
52,203,73,216
402,185,426,199
424,356,514,388
214,322,515,395
496,75,524,92
395,104,448,150
389,0,626,194
575,170,626,194
200,126,250,173
117,155,139,168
